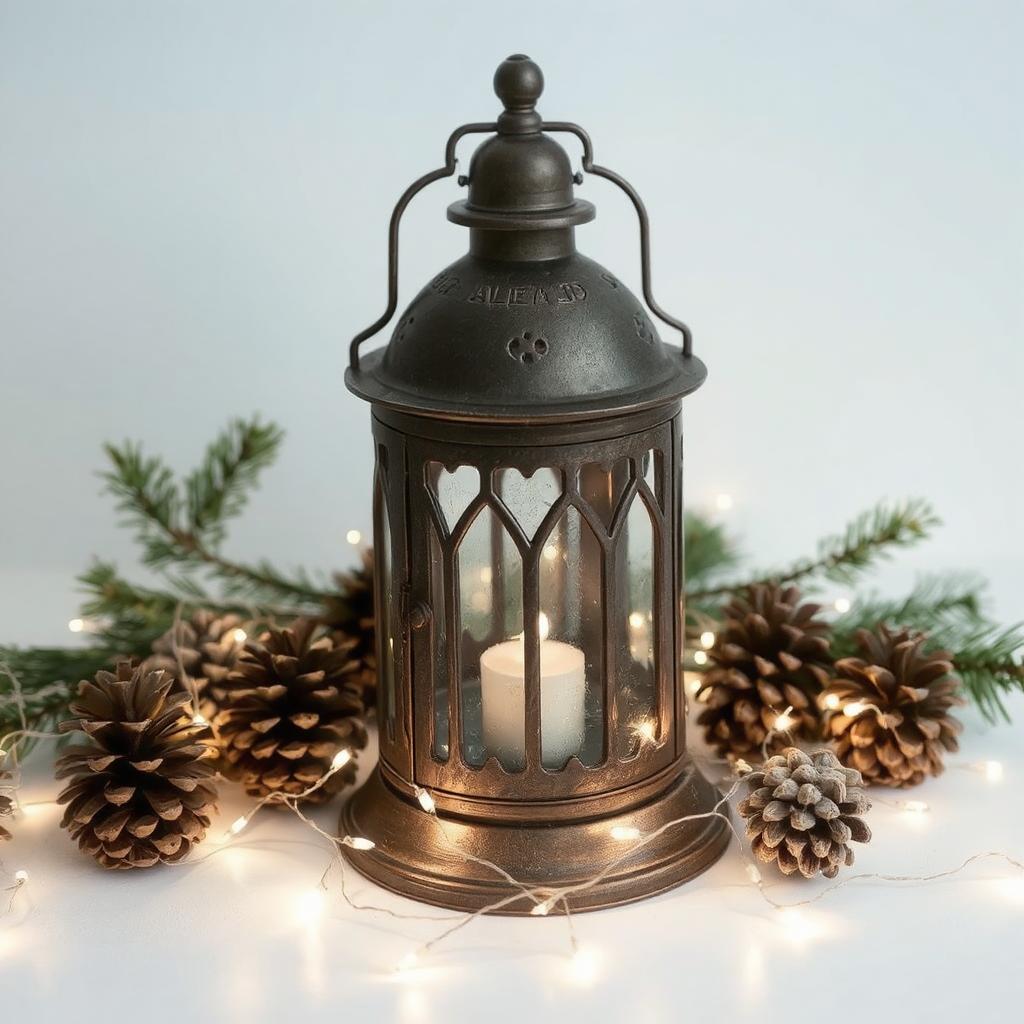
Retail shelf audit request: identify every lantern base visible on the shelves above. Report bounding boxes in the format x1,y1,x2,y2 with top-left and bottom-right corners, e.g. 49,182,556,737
338,758,730,914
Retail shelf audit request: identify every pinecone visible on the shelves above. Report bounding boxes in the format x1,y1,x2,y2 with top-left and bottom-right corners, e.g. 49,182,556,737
823,626,964,787
55,662,218,869
696,584,833,759
321,548,377,705
144,610,247,721
0,763,14,840
739,747,871,879
215,619,368,802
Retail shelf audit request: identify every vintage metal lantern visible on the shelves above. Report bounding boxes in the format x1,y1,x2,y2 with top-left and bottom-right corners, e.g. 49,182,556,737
341,55,728,912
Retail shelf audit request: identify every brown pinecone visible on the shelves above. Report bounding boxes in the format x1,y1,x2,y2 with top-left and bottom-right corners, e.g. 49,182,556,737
0,764,14,840
321,548,377,705
144,610,247,720
823,625,964,787
55,662,218,869
739,747,871,878
215,619,368,802
696,584,833,759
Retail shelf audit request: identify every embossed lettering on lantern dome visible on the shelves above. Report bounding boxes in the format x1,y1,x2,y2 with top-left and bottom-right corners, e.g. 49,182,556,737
367,250,702,418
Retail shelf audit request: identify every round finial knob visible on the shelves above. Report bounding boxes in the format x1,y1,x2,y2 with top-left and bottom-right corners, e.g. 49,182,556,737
494,54,544,112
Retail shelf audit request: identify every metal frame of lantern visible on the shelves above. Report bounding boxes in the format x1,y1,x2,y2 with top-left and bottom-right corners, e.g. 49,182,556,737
341,55,729,913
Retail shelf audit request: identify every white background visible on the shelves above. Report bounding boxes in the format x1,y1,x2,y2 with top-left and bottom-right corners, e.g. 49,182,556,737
1,2,1022,1020
1,0,1022,633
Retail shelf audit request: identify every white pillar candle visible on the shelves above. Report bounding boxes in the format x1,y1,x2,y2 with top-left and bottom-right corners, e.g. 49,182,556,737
480,620,586,769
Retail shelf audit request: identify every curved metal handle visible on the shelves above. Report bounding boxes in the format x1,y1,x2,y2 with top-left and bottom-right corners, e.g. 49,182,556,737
349,122,497,371
544,121,694,358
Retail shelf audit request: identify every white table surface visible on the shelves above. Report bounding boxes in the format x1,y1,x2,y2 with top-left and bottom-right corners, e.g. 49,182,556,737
2,616,1022,1022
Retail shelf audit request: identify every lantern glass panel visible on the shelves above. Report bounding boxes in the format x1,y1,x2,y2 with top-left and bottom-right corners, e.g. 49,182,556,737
538,504,604,768
619,490,658,757
580,458,630,529
432,464,479,532
428,523,449,761
375,464,397,740
494,467,562,539
458,505,523,769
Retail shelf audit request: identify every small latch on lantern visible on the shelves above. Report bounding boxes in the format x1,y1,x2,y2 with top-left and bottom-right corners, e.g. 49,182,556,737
401,583,431,631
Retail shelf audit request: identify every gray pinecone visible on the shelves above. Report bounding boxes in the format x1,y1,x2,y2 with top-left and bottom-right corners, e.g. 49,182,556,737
738,748,871,879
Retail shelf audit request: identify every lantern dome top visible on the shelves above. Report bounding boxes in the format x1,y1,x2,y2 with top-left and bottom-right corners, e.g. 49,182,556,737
447,55,596,232
346,56,706,424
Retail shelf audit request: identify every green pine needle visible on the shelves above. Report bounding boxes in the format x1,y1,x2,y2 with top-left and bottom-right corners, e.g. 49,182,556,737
938,623,1024,724
101,417,331,604
830,572,986,658
185,419,283,545
688,498,939,601
4,421,1021,746
684,511,741,590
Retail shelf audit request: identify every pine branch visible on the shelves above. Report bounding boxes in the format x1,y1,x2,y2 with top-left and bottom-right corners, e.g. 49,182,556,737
79,560,187,623
206,558,333,607
77,561,310,644
935,623,1024,724
102,440,181,547
102,418,333,605
184,418,283,545
0,649,104,756
830,573,986,658
684,511,741,590
688,499,939,601
831,578,1023,723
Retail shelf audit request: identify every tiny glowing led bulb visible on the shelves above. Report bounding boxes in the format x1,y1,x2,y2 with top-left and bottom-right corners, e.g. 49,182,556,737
774,709,795,731
341,835,376,851
397,951,420,972
530,896,558,916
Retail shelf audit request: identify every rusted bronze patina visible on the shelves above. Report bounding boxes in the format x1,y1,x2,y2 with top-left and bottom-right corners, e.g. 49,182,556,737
341,55,729,913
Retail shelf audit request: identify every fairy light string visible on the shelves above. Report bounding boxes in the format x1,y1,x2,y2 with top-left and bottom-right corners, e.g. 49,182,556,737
1,658,1021,976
